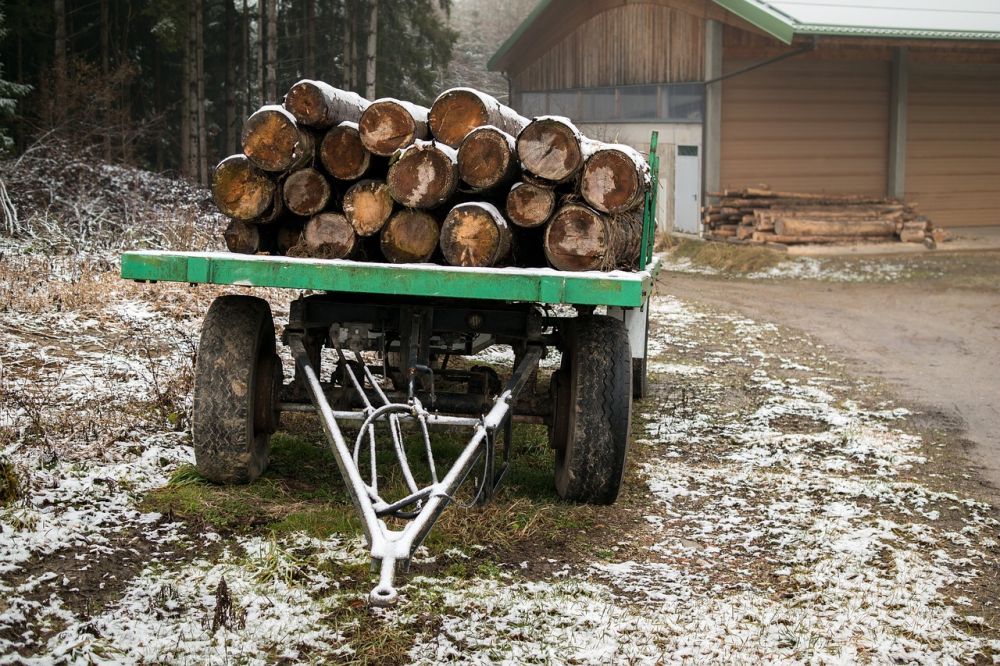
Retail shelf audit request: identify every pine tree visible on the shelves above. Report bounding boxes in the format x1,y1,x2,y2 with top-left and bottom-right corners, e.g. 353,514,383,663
0,10,31,153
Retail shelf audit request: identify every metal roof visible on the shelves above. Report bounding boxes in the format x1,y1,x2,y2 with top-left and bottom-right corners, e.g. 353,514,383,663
489,0,1000,70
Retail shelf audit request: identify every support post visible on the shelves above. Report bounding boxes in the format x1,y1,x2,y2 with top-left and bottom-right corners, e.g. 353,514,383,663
703,19,724,212
888,47,908,199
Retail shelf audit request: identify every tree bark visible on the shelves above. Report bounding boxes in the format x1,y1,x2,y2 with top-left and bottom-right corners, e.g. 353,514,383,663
343,0,355,89
195,0,208,185
258,0,266,105
457,126,518,192
440,203,512,268
580,146,647,214
773,218,897,237
242,105,315,172
224,219,265,254
100,0,111,161
429,88,528,149
284,80,369,128
266,0,278,102
225,0,237,155
343,179,395,237
320,122,371,180
358,99,428,156
186,0,199,178
365,0,378,99
386,141,458,209
506,182,556,228
53,0,68,118
544,204,642,271
380,210,439,263
516,117,585,184
289,212,358,259
212,154,278,221
305,0,316,77
283,167,332,217
243,0,251,116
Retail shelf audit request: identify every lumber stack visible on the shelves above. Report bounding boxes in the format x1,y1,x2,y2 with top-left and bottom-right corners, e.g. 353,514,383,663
701,187,947,248
209,79,651,271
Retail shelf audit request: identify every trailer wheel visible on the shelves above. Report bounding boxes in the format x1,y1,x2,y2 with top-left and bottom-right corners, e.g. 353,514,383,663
193,295,280,484
551,315,632,504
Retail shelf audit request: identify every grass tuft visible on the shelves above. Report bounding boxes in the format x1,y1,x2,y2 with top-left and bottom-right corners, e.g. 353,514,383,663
668,237,786,273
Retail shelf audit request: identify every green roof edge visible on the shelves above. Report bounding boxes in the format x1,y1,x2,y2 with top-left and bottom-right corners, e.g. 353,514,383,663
488,0,556,71
711,0,795,43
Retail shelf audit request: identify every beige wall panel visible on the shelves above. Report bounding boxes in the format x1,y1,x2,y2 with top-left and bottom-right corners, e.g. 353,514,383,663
906,63,1000,227
720,59,890,196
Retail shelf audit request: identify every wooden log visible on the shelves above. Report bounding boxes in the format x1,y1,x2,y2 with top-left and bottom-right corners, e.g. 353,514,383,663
223,219,264,254
900,228,926,243
358,98,429,156
211,154,277,221
774,217,897,237
751,231,895,244
428,87,529,148
342,179,394,237
580,145,648,214
516,117,586,184
282,167,331,217
380,209,439,263
506,181,556,228
241,105,315,172
440,202,512,268
457,126,518,192
276,220,304,255
543,203,641,272
283,79,369,129
288,212,357,259
320,121,372,180
736,225,755,240
386,140,458,209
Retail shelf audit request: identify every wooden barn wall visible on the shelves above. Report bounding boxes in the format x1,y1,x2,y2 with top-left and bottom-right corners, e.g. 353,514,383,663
905,62,1000,228
720,58,890,195
511,5,704,92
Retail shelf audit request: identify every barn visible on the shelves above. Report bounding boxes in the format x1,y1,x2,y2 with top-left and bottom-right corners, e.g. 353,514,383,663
488,1,1000,234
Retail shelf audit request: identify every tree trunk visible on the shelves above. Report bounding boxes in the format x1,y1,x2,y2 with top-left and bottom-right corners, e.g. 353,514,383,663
516,117,586,184
358,99,428,156
386,141,458,209
212,154,278,220
429,88,529,149
284,80,369,128
266,0,278,102
305,0,316,77
380,210,439,263
365,0,378,99
320,122,371,180
242,106,315,172
457,126,518,192
100,0,111,161
195,0,208,185
243,0,251,117
544,204,642,271
580,146,647,214
773,218,897,237
343,0,355,89
440,202,512,268
343,179,395,237
283,168,332,217
506,182,556,228
289,212,358,259
53,0,68,118
258,0,266,105
225,0,237,155
224,219,266,254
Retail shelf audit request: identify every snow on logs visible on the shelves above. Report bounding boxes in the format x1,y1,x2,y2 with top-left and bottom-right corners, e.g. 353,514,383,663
213,80,652,271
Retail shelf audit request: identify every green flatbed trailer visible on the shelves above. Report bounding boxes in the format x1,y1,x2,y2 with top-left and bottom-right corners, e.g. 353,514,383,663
121,133,663,604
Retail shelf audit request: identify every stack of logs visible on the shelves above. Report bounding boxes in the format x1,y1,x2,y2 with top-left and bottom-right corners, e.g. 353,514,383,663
702,187,946,248
211,79,651,271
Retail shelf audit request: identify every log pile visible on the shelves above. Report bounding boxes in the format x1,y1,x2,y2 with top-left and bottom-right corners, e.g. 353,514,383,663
209,79,651,271
702,187,947,248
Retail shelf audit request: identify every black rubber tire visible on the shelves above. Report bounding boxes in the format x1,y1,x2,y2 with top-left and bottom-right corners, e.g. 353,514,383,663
192,295,279,484
633,306,650,399
552,314,632,504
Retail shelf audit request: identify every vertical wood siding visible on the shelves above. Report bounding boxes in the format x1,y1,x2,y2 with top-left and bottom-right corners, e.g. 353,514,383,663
720,58,891,195
906,63,1000,228
512,5,704,92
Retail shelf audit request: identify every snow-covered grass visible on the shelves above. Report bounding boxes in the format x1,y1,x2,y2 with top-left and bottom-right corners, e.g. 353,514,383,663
1,252,997,663
660,252,944,283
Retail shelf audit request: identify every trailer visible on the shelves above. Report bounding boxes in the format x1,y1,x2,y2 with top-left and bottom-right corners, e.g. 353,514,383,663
121,134,662,605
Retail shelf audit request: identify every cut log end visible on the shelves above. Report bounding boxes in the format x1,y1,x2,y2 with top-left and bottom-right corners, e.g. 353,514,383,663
282,167,331,217
440,203,511,268
506,182,555,228
516,118,583,184
457,126,516,191
223,219,264,254
359,100,426,156
212,154,276,221
428,89,491,148
290,212,357,259
241,107,314,172
386,143,458,209
581,148,645,214
380,210,439,263
544,204,641,272
320,123,371,180
284,81,331,128
343,179,395,237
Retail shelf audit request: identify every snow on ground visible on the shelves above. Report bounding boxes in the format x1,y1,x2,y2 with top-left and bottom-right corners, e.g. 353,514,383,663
1,254,998,663
660,252,944,282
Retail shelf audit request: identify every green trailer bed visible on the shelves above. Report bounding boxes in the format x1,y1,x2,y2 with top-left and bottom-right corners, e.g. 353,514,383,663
120,250,661,307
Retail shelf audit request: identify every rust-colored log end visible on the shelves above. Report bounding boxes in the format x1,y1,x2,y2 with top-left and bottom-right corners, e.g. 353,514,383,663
242,107,312,172
516,118,583,184
581,149,643,214
212,154,276,221
440,203,508,267
343,180,395,237
457,127,513,191
320,124,371,180
282,167,331,217
544,204,609,272
284,81,326,127
387,144,458,209
506,181,555,228
380,209,440,263
359,101,418,156
429,89,489,148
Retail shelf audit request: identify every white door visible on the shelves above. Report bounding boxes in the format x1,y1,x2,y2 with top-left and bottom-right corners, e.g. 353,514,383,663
673,145,701,234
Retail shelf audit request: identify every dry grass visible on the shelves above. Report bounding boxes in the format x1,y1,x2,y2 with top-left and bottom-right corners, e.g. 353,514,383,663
666,236,786,273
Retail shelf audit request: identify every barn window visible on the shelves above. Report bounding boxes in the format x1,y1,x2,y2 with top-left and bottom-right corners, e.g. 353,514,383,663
620,86,658,120
518,84,703,123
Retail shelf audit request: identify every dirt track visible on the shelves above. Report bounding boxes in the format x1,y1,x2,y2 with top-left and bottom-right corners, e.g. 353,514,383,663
661,253,1000,494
